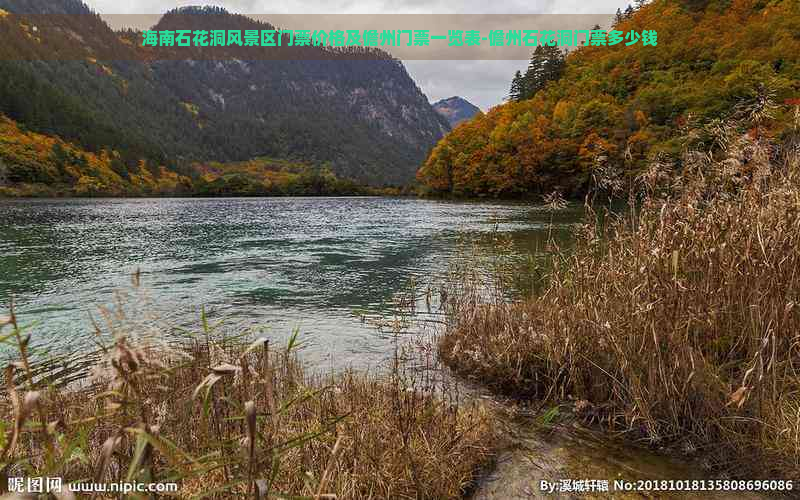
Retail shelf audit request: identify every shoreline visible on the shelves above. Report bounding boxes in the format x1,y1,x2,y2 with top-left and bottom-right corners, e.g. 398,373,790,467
0,305,497,498
434,126,800,484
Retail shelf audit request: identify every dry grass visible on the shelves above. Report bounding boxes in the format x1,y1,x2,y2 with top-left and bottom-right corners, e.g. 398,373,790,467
439,104,800,478
0,287,496,498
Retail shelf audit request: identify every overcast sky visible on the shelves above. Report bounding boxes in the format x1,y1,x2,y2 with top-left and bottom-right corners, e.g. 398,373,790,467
85,0,629,110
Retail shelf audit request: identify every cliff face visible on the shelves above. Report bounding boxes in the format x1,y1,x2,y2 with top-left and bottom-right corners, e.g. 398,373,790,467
0,2,450,185
433,96,481,127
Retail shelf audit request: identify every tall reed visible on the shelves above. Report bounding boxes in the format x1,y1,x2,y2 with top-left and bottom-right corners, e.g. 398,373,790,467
0,284,496,498
439,103,800,478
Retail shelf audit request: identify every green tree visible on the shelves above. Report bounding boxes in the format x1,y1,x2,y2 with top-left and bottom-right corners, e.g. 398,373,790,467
49,143,79,183
110,156,130,180
624,5,635,18
518,46,565,100
508,70,523,101
614,8,625,26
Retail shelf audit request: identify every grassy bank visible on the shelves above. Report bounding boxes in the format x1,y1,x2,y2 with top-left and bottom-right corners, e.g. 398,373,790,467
0,293,496,498
439,106,800,478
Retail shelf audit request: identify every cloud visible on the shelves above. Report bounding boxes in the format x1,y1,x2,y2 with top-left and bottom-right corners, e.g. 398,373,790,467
404,60,528,110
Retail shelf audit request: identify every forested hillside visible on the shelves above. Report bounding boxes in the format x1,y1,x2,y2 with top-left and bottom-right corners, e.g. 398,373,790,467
0,0,449,195
0,115,193,196
417,0,800,198
0,113,387,197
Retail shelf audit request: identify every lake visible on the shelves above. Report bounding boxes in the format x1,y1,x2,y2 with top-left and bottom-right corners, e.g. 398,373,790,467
0,197,580,369
5,197,762,493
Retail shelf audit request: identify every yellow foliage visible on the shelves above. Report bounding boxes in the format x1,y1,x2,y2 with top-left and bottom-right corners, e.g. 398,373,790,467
0,114,192,197
552,100,574,123
86,57,115,76
634,110,648,129
418,0,800,198
181,102,200,117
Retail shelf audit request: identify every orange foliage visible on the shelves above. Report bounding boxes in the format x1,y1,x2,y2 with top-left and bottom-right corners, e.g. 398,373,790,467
418,0,800,198
0,114,192,197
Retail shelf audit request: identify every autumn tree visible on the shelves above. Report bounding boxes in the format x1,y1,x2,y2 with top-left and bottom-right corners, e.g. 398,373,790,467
418,0,800,199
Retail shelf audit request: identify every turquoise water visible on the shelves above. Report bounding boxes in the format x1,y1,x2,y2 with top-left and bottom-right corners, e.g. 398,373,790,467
0,197,579,369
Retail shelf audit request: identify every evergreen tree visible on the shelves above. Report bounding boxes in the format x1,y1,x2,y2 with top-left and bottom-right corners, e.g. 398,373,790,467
50,142,73,183
144,159,162,179
50,143,69,168
540,46,566,83
110,156,130,180
614,8,625,26
516,45,566,101
508,70,523,101
624,5,635,18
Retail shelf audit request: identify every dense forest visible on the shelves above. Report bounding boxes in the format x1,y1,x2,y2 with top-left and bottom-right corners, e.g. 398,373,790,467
417,0,800,198
191,157,401,197
0,114,381,197
0,114,193,196
0,0,449,196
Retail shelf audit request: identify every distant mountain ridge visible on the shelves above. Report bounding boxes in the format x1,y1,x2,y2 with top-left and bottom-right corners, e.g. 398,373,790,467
0,1,450,188
432,96,481,127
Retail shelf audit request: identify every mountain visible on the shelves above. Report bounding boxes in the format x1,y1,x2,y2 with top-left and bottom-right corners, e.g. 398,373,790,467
417,0,800,198
432,97,481,127
0,1,449,192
